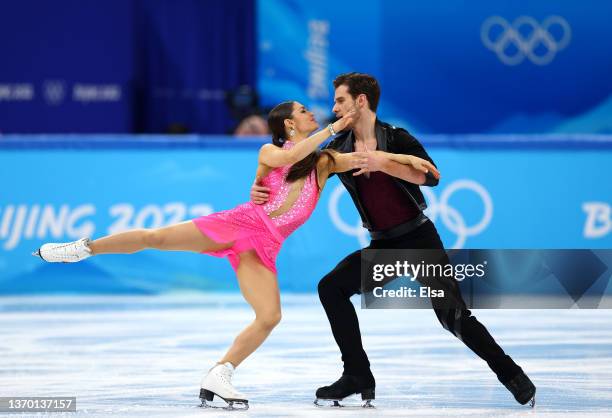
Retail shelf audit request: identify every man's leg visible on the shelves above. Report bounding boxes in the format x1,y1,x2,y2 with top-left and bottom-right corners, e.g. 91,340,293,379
430,273,536,405
316,249,376,403
392,221,522,380
433,304,522,382
317,249,373,378
402,221,534,404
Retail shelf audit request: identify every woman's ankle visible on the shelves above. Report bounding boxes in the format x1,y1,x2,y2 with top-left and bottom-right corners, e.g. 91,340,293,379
217,360,238,369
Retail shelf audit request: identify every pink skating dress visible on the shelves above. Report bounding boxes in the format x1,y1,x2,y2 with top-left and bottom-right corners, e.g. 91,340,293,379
192,141,320,274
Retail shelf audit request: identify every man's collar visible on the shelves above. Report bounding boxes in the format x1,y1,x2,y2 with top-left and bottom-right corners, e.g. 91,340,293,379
346,118,387,152
375,118,387,151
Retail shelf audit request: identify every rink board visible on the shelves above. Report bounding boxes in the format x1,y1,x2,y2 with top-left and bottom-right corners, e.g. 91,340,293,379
1,135,611,294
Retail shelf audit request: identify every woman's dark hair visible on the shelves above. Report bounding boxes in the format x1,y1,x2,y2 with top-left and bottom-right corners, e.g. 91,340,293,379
267,101,335,183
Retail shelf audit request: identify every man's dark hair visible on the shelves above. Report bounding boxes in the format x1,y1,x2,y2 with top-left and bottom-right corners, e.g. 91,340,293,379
333,72,380,112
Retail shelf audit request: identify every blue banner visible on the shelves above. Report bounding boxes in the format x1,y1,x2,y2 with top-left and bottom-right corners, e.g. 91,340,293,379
257,0,612,134
0,0,134,133
0,135,611,294
0,0,255,134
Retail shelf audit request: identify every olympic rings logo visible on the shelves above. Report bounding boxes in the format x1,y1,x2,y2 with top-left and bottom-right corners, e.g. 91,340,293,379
328,179,493,249
328,185,370,247
421,180,493,249
481,15,571,65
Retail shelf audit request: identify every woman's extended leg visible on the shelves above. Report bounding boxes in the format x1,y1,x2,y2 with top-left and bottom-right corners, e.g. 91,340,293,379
88,221,232,255
218,250,281,367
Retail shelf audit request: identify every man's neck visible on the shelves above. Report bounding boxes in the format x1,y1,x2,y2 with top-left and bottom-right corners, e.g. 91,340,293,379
352,111,377,142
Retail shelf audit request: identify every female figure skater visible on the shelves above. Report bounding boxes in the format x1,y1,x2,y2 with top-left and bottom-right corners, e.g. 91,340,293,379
32,101,436,409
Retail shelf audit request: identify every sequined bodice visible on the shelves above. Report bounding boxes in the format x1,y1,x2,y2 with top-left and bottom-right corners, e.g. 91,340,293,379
260,142,320,238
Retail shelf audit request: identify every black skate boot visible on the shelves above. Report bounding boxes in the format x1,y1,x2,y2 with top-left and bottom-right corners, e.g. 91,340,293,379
314,374,375,408
503,371,536,407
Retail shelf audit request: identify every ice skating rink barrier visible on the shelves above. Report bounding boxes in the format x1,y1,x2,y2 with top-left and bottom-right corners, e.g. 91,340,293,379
1,134,611,293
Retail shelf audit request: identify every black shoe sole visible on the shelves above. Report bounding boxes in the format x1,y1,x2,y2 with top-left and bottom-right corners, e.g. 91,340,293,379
316,387,375,401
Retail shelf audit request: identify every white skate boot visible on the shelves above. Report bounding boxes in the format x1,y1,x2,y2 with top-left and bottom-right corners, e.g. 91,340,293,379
33,238,92,263
199,362,248,410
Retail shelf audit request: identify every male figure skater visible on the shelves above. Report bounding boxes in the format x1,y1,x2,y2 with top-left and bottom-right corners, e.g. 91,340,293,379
251,72,536,407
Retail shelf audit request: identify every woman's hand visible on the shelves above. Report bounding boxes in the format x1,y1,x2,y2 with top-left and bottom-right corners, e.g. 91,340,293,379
331,109,356,133
402,155,440,179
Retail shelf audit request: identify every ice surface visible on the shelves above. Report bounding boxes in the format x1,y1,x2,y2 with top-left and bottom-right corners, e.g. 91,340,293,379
1,294,611,417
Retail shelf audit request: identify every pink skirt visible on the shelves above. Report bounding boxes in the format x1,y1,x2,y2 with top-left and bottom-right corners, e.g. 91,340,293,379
192,202,284,274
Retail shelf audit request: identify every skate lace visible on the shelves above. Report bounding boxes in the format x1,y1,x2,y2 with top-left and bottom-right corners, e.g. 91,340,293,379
58,239,90,257
53,242,78,251
48,242,80,260
219,366,233,385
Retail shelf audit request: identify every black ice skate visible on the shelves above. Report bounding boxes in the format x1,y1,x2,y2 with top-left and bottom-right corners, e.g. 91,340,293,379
314,374,375,408
503,371,536,407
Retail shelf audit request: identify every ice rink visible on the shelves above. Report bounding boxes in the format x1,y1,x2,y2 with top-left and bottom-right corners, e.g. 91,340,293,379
1,294,611,417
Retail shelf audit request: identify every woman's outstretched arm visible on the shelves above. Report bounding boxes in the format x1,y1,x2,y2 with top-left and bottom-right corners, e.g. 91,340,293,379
328,151,369,174
384,152,441,179
315,151,368,191
258,111,355,168
351,151,441,185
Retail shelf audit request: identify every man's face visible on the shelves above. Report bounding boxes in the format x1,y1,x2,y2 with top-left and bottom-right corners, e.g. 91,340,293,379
332,85,359,124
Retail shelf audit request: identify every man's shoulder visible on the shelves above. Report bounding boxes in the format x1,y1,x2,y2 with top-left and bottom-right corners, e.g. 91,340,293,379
376,119,414,142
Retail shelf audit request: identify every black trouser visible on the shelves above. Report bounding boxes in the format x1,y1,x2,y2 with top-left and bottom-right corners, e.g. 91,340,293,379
317,220,522,383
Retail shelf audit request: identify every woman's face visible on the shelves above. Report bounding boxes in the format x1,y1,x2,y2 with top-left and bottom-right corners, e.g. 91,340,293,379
288,102,319,137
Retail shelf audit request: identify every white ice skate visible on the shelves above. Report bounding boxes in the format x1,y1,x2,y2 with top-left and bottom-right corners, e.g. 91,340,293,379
199,362,248,410
33,238,92,263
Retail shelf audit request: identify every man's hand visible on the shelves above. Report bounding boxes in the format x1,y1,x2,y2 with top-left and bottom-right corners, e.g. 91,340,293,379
351,151,387,176
351,150,441,184
250,178,270,204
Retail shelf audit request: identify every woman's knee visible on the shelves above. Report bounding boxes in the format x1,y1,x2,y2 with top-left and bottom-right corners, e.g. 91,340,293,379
257,309,282,331
143,229,165,249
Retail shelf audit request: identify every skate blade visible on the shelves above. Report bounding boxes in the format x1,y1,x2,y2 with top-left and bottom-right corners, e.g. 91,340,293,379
314,398,374,409
199,388,249,411
200,399,249,411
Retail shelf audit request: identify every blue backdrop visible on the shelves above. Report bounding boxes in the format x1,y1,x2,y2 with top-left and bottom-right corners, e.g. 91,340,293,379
258,0,612,134
4,1,612,134
1,135,611,294
0,0,255,134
